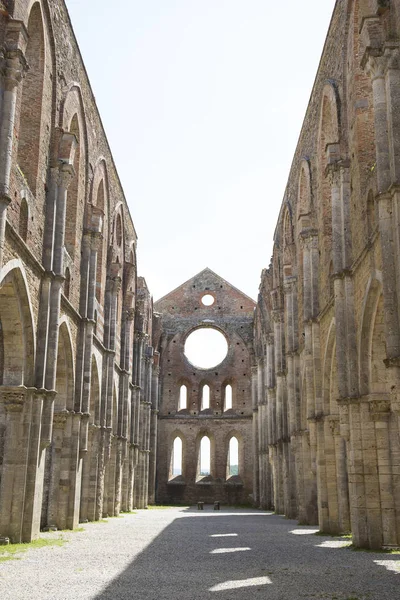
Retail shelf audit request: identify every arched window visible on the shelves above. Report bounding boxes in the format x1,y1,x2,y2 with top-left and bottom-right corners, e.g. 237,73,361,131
228,437,239,477
201,384,210,410
64,114,81,256
224,384,232,410
116,213,122,246
171,437,183,477
95,179,105,303
93,309,98,337
179,385,187,410
64,268,71,299
199,436,211,476
17,3,45,194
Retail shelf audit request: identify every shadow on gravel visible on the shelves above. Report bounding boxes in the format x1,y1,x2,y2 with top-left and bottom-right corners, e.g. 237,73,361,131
93,508,276,600
93,508,400,600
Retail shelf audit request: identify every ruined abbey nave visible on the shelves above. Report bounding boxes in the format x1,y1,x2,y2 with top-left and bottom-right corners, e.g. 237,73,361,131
0,0,399,551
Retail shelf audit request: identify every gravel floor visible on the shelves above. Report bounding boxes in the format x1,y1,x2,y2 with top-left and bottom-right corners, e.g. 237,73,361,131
0,507,399,600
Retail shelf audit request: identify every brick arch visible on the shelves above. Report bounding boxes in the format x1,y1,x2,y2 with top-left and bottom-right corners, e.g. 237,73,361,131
110,203,125,266
322,319,338,415
59,86,89,260
17,2,45,194
358,275,384,396
297,159,313,222
55,318,75,412
281,206,296,276
317,82,341,306
91,160,109,305
0,260,35,386
89,355,101,426
272,247,282,291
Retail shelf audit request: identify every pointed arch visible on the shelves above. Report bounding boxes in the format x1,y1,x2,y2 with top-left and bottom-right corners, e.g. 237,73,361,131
17,2,45,194
359,275,383,396
317,82,341,305
169,432,185,479
224,383,233,411
201,383,210,410
199,435,211,477
91,159,109,305
195,430,215,480
178,383,188,410
59,85,88,258
282,206,295,277
0,261,35,386
322,319,337,415
89,355,101,426
297,159,312,222
54,318,75,412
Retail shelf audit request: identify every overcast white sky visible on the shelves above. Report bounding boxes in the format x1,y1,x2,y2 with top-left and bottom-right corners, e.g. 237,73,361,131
65,0,336,301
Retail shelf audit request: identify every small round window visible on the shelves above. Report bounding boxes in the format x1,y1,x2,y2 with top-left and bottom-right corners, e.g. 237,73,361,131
201,294,215,306
184,327,228,369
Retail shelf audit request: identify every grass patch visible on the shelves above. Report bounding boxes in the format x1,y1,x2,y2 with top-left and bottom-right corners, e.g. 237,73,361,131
0,536,66,562
314,531,352,539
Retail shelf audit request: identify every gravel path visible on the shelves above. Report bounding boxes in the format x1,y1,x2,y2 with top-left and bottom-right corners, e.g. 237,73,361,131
0,507,399,599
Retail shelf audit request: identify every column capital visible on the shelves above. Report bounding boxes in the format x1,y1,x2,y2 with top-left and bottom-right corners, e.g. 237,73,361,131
266,333,274,346
125,307,135,321
110,276,122,295
53,410,69,427
299,228,319,248
369,397,391,421
271,308,284,324
325,156,350,185
283,275,297,295
57,162,75,189
0,385,28,412
3,49,27,90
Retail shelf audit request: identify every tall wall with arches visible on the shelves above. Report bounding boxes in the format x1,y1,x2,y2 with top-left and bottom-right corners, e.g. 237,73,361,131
154,268,255,505
254,0,400,549
0,0,156,543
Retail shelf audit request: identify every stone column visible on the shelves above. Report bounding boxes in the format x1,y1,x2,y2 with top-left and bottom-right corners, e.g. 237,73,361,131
251,365,259,507
257,359,265,509
271,305,285,514
96,268,121,519
370,398,398,546
0,32,27,268
361,25,400,547
284,276,299,519
300,230,320,525
148,355,160,505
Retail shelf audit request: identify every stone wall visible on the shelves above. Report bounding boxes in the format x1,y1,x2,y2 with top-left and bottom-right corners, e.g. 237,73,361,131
0,0,155,543
254,0,400,549
155,268,255,506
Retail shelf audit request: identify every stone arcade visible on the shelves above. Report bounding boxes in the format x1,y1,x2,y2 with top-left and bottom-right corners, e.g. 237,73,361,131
0,0,399,551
